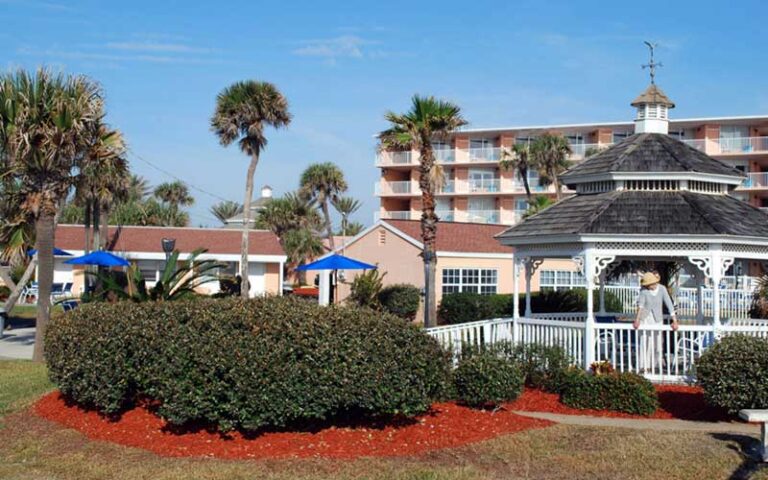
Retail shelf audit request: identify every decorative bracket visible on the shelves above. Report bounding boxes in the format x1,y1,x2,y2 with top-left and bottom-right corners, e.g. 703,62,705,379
571,255,585,276
688,256,712,279
593,255,616,282
688,255,735,281
523,258,544,279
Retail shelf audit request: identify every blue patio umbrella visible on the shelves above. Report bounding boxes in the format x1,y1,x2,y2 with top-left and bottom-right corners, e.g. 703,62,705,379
295,253,376,271
64,251,130,267
28,248,73,256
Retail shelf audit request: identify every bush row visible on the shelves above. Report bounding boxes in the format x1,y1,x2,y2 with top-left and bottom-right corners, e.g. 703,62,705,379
45,297,451,432
454,342,658,415
438,289,624,325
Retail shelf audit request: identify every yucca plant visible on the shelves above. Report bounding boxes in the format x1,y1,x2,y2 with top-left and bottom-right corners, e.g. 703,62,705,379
88,248,224,302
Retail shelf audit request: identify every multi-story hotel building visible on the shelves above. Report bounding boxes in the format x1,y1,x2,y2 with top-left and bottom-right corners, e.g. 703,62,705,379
375,99,768,226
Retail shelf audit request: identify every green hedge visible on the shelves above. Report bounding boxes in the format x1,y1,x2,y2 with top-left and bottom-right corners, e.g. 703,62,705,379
45,297,452,432
560,369,658,416
378,284,420,320
453,351,523,407
461,342,572,393
697,335,768,414
438,289,624,325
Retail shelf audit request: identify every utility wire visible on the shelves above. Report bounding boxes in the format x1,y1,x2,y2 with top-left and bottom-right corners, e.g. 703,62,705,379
127,147,233,203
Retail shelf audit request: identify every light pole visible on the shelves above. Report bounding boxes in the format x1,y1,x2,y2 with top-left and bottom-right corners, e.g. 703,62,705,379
161,238,175,272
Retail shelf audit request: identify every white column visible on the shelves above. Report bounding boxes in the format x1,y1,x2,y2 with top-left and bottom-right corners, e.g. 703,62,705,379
513,258,521,320
524,260,533,317
318,269,331,306
598,272,606,314
695,270,705,324
278,261,284,297
584,251,596,369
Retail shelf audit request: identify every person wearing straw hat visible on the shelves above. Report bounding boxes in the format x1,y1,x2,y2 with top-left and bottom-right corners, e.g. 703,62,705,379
634,271,678,373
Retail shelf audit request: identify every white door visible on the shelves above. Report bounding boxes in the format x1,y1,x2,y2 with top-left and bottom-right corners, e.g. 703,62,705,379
247,262,266,297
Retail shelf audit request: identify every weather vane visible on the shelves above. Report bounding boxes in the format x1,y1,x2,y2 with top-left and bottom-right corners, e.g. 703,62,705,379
642,41,662,85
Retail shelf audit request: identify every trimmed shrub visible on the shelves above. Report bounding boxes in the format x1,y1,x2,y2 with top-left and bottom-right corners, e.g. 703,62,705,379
560,369,658,416
45,297,451,432
460,342,572,393
453,351,524,407
348,269,385,309
378,284,421,320
697,335,768,414
438,293,514,325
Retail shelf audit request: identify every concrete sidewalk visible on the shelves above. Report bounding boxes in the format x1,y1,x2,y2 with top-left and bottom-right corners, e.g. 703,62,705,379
0,327,35,360
514,410,759,435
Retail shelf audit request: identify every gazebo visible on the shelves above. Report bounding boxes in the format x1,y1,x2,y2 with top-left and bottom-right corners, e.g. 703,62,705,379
428,83,768,382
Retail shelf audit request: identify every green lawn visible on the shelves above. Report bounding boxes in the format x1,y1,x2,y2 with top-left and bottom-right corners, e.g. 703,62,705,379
0,360,51,419
0,360,765,480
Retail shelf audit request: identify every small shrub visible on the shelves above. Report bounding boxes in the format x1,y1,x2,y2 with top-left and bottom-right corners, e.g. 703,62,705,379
560,369,658,416
438,293,513,325
378,284,420,320
590,361,615,376
460,342,572,393
697,335,768,414
46,297,451,432
453,351,523,407
348,269,385,309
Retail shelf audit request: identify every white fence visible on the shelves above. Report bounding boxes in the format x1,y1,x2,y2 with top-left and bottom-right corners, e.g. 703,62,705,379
426,316,768,383
605,286,754,320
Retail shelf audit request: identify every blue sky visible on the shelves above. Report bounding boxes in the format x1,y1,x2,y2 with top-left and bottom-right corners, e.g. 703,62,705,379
3,0,767,226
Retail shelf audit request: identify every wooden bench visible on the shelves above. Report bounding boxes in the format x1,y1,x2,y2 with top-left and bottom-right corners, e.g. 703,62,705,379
739,410,768,461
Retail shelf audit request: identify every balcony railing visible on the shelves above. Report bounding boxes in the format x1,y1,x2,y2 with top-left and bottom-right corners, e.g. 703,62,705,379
465,210,501,224
436,210,454,221
438,180,455,193
468,147,500,162
738,173,768,190
468,178,501,193
376,211,414,221
435,148,455,163
375,180,413,195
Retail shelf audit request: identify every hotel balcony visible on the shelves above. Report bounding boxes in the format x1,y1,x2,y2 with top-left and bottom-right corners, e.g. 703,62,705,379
375,137,768,167
375,209,524,225
375,179,557,197
737,172,768,190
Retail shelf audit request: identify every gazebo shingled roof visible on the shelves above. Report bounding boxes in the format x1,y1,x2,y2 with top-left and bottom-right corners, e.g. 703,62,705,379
497,190,768,238
630,84,675,108
561,133,743,180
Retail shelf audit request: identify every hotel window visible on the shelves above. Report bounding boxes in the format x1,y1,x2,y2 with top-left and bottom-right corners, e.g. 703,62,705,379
469,168,498,192
469,138,496,161
612,131,631,143
539,270,585,291
442,268,498,295
668,130,686,140
432,141,454,162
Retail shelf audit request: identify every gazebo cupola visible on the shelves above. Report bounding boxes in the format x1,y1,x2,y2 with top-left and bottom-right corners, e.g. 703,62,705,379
631,84,675,134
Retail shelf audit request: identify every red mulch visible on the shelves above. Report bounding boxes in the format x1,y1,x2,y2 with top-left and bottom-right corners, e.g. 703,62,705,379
33,391,553,460
508,385,731,422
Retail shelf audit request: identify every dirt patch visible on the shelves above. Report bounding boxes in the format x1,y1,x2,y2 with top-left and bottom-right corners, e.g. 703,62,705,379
34,391,553,460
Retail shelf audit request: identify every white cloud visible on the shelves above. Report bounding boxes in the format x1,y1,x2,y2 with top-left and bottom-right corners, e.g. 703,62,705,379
292,35,377,61
16,46,219,65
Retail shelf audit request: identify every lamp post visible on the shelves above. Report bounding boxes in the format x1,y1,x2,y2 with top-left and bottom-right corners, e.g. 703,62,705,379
161,238,175,271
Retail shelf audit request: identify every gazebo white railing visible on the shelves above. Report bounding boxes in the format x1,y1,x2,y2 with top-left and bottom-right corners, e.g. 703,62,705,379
426,316,768,382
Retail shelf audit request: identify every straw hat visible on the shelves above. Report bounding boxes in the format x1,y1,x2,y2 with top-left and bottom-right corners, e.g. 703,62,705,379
640,272,661,287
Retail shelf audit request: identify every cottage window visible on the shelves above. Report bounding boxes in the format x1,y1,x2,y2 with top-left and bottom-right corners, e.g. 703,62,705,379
442,268,498,295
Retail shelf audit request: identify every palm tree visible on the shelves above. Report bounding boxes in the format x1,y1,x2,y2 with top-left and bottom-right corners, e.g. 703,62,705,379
523,195,554,218
332,196,361,237
126,175,151,202
211,80,291,297
1,68,102,362
531,133,572,202
500,143,534,200
154,181,194,226
76,120,129,253
337,220,364,236
282,228,324,285
300,162,347,250
379,95,467,327
210,200,243,224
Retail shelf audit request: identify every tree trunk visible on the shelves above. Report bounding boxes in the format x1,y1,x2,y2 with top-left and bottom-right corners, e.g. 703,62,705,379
240,153,259,297
99,204,109,249
84,199,92,254
32,212,55,363
520,166,532,201
552,168,562,201
1,259,36,313
322,200,335,251
418,138,438,328
92,201,101,252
